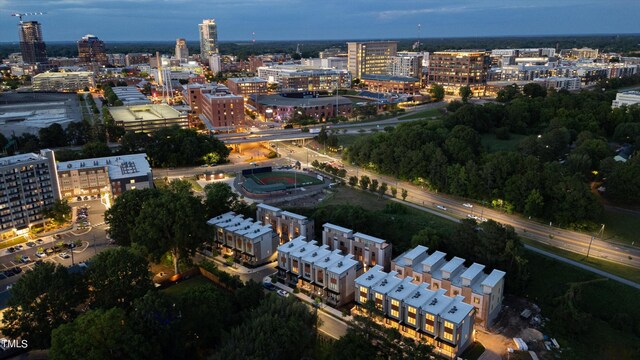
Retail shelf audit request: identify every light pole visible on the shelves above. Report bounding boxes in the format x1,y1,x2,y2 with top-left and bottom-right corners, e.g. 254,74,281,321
586,224,605,259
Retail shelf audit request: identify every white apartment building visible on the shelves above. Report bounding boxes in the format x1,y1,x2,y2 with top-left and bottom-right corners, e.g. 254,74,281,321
32,71,95,92
612,91,640,109
0,149,60,240
322,223,393,271
355,265,475,358
391,245,506,328
390,52,424,78
277,236,361,306
208,211,279,266
533,76,581,91
257,65,351,91
256,204,314,244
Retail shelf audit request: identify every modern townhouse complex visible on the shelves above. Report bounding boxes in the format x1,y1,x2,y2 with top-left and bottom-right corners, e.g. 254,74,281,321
207,211,278,266
276,236,361,306
0,149,59,240
256,203,314,244
321,223,392,271
391,245,505,328
355,265,476,358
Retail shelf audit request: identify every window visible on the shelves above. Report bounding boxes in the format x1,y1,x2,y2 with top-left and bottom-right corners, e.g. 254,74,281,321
407,306,416,325
424,313,435,333
292,260,299,273
390,299,399,318
432,282,439,290
359,286,368,303
375,292,383,310
453,290,459,296
443,332,454,342
444,321,454,329
473,297,480,304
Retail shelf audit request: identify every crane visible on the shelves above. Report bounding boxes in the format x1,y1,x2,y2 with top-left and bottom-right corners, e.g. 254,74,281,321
11,12,46,23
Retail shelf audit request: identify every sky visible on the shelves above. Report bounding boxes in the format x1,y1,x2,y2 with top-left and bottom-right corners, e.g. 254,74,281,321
0,0,638,42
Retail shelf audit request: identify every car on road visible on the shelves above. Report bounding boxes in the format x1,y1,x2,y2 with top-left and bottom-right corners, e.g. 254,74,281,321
276,289,290,298
436,205,447,211
35,252,47,258
21,255,31,263
26,241,35,247
463,203,473,208
59,252,71,259
262,282,275,291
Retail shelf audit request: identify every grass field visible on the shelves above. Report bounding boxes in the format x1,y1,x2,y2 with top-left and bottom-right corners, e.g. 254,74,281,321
601,208,640,246
398,108,443,120
247,170,323,188
161,275,214,298
480,133,527,153
337,134,372,147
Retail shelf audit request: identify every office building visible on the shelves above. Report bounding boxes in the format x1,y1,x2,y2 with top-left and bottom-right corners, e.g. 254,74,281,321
390,52,424,78
109,104,188,133
125,53,151,67
561,47,599,59
209,54,222,73
0,150,60,240
199,19,219,57
175,38,189,62
257,65,351,92
19,21,48,64
612,91,640,108
319,47,343,59
428,50,491,96
250,94,352,122
77,34,107,65
276,236,361,306
533,76,581,91
256,204,315,244
110,86,151,106
56,153,153,201
347,41,398,79
182,83,244,132
32,71,95,92
360,74,421,95
391,245,506,328
322,223,393,271
226,77,268,97
354,265,476,358
208,211,279,266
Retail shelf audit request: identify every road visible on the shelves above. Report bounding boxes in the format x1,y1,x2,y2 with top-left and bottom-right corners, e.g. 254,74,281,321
278,144,640,269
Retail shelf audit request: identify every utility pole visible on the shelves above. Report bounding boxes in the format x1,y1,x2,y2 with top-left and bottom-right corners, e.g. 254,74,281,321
586,224,605,259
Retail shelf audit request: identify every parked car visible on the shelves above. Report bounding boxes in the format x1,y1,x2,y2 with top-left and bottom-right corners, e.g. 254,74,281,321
45,248,55,255
21,255,31,263
35,239,44,245
15,245,23,251
26,241,35,247
262,282,276,291
276,290,290,298
6,247,15,254
3,270,14,277
0,273,6,280
11,267,22,274
59,252,71,259
35,260,44,267
35,252,47,258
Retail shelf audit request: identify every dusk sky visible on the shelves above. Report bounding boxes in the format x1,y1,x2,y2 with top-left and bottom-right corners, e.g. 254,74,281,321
0,0,638,42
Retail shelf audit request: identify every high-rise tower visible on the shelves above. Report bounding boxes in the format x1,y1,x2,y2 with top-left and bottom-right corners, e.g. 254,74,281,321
175,38,189,62
199,19,218,58
77,34,107,65
19,21,48,64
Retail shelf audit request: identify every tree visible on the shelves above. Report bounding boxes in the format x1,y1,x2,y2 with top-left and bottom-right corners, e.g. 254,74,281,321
369,179,379,192
105,189,158,246
43,199,72,225
428,83,445,101
132,188,209,274
359,175,371,190
2,263,86,349
86,247,153,309
204,182,241,218
120,131,151,153
459,86,472,103
348,176,358,187
82,141,111,158
38,123,67,148
401,188,408,201
378,182,388,198
522,82,547,98
390,186,398,198
49,308,151,360
524,189,545,218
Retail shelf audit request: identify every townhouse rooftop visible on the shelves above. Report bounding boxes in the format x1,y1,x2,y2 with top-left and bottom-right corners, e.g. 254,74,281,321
354,232,387,245
372,271,403,295
323,223,353,234
440,296,475,325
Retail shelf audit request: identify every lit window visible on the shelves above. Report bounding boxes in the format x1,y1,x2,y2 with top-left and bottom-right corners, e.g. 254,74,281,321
473,297,480,304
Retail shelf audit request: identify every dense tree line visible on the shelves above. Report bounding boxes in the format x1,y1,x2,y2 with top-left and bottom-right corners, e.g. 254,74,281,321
346,85,640,227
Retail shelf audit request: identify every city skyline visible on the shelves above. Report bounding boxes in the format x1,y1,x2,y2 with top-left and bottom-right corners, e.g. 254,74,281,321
0,0,639,42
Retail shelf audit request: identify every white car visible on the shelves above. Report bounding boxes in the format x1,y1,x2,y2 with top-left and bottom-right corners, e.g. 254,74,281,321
436,205,447,211
20,255,31,263
276,290,290,298
59,252,71,259
463,203,473,208
35,252,47,258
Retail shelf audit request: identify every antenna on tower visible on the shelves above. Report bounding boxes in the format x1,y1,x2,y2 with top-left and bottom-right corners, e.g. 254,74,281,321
11,12,46,23
417,23,422,52
252,31,256,44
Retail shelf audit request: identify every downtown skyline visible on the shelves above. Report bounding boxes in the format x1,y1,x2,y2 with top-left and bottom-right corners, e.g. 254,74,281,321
0,0,639,42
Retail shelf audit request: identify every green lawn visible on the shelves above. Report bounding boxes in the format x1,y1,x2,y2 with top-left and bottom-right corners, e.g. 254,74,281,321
523,251,640,360
480,133,527,153
185,176,204,192
161,275,215,298
601,208,640,246
336,134,372,147
398,108,443,120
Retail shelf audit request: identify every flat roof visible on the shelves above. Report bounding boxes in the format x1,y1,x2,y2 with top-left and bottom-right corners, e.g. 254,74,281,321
277,236,308,255
440,296,475,325
403,283,437,309
327,254,359,275
109,104,185,122
57,153,151,180
355,265,388,288
387,277,419,301
421,251,447,268
372,271,403,295
353,232,386,245
257,203,282,213
313,249,344,270
302,245,332,264
420,289,453,316
481,269,506,288
394,245,429,267
460,263,485,281
0,151,49,167
255,94,352,108
228,77,267,83
207,211,238,225
323,223,353,234
440,257,466,275
281,211,307,221
291,242,319,259
33,71,93,79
